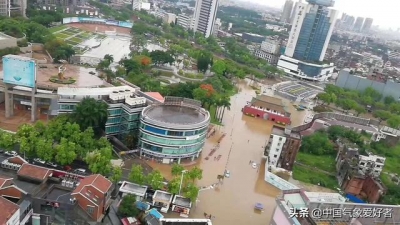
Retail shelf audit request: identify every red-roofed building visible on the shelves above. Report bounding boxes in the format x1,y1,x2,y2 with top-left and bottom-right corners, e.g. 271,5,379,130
145,92,165,103
0,196,20,225
8,156,28,165
0,175,13,188
17,164,53,183
71,174,113,222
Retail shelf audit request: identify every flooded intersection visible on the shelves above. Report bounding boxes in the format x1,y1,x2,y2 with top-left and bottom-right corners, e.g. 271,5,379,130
149,79,307,225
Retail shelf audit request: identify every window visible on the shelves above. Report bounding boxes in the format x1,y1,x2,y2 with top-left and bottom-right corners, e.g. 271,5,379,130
279,137,283,141
274,155,278,158
87,205,95,214
277,143,280,146
276,148,279,152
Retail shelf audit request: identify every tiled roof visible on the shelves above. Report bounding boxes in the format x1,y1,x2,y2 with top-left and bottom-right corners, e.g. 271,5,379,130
8,156,28,165
145,92,165,103
0,175,12,188
0,196,19,224
73,174,112,195
17,163,52,181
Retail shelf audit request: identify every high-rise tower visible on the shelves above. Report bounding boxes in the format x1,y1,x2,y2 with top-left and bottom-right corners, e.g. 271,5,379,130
280,0,294,24
193,0,219,38
362,18,373,33
285,0,338,62
353,17,365,32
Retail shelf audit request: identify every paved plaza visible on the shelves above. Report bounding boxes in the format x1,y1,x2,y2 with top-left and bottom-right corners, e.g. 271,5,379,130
274,81,323,102
81,36,131,64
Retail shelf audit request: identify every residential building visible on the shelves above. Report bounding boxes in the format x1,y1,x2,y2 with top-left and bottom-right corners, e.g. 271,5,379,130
254,36,281,64
71,174,113,222
353,17,365,32
57,86,151,137
17,163,53,183
242,33,265,43
362,17,373,33
171,195,192,216
358,154,385,177
277,0,338,81
139,97,210,163
0,0,26,17
213,18,221,37
242,95,291,125
132,0,142,10
177,14,193,30
0,196,20,225
193,0,219,37
264,126,301,171
153,10,166,19
163,13,176,24
280,0,294,24
265,24,287,32
119,181,148,201
0,32,17,50
152,191,173,213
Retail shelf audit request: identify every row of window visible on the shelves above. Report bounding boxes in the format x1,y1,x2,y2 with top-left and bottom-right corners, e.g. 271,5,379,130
59,104,76,110
141,132,206,145
141,142,203,155
142,124,208,137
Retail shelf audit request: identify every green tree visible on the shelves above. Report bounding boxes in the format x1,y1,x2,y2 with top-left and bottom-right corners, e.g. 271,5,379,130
373,110,392,121
364,87,382,101
129,165,146,185
71,98,109,135
167,177,181,194
118,194,140,217
0,131,15,150
85,146,113,175
300,131,334,155
183,183,199,202
387,115,400,129
389,103,400,114
146,170,164,190
384,96,396,105
171,164,185,177
186,167,203,182
110,166,123,184
354,105,366,116
16,124,39,158
35,139,54,162
54,138,77,165
317,93,333,105
211,60,227,76
192,88,210,107
76,127,96,159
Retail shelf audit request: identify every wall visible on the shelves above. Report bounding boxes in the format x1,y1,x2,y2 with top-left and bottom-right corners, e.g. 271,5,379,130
0,36,17,50
336,70,400,100
362,177,384,203
243,106,291,124
271,205,292,225
344,177,364,196
280,136,301,171
6,208,19,225
268,134,287,167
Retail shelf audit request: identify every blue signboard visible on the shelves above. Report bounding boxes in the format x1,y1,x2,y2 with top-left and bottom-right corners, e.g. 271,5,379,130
106,19,119,26
2,56,36,88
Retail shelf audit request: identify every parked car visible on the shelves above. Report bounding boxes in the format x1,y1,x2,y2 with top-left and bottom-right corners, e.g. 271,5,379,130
46,162,58,168
4,151,17,156
74,168,86,174
34,158,46,164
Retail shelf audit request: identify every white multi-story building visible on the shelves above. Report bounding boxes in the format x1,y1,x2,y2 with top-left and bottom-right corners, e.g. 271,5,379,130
280,0,294,23
177,14,193,30
153,10,166,19
254,50,279,64
193,0,219,37
264,127,287,167
132,0,142,11
255,36,281,64
213,18,221,37
358,154,385,177
163,13,176,24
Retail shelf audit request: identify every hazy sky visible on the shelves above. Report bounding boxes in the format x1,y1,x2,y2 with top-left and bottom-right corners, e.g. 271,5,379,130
250,0,400,29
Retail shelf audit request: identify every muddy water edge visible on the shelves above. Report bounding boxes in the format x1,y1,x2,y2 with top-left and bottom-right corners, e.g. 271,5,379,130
148,78,307,225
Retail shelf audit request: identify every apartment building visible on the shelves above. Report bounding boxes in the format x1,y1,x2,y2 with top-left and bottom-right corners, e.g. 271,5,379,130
193,0,219,37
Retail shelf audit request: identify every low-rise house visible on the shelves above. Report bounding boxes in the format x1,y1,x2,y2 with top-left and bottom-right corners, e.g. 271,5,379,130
152,190,173,213
71,174,113,222
119,181,148,201
171,195,192,217
144,208,164,225
17,164,53,184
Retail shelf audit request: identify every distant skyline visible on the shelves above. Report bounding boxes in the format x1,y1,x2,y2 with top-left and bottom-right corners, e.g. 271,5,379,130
246,0,400,29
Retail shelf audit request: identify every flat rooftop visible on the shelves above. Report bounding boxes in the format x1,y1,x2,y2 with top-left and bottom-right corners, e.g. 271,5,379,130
172,195,191,208
153,190,173,203
119,181,148,196
272,126,285,136
58,86,136,96
144,105,206,125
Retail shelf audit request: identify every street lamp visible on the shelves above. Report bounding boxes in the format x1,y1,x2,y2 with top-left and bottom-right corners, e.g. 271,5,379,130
178,170,188,195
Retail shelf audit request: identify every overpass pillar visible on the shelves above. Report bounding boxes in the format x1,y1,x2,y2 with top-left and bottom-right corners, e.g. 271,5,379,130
31,88,37,122
4,85,13,118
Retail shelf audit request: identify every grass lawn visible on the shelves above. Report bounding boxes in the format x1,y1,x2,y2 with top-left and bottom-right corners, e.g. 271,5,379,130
296,152,337,173
70,37,83,43
55,33,70,39
292,164,338,190
157,70,174,77
49,25,67,33
182,73,204,79
209,105,222,125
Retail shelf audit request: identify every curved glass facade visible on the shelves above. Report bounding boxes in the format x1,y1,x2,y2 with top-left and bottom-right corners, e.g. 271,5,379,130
139,122,209,159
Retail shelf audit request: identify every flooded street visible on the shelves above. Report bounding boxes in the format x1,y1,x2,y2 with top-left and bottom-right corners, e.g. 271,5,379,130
149,78,307,224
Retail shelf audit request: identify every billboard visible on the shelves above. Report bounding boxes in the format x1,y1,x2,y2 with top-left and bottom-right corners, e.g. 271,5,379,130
2,55,36,88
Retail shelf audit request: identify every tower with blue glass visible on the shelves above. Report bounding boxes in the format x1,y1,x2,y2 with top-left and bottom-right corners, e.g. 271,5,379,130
285,0,338,62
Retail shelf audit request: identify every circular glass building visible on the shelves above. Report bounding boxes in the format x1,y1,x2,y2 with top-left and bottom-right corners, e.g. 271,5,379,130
139,97,210,163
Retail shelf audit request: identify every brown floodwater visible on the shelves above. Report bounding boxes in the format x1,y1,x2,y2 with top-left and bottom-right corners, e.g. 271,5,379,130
149,78,307,225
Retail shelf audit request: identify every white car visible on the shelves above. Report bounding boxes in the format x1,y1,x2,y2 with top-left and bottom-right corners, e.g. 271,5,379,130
34,158,46,164
252,163,257,169
46,162,58,168
4,151,17,156
224,170,230,178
